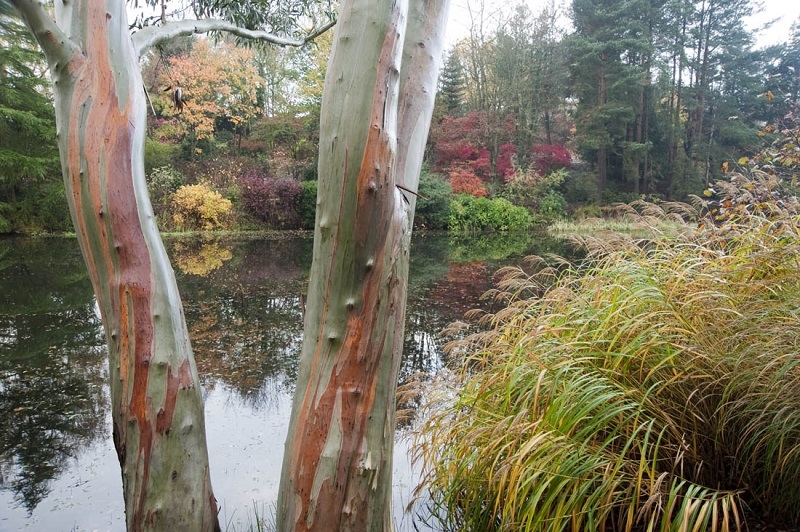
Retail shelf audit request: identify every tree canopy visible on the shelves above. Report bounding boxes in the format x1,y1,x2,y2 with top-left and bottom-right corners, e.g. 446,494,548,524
0,12,65,233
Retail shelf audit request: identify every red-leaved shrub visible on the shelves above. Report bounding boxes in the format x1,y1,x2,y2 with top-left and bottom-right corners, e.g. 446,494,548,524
470,148,492,180
240,175,302,229
497,143,517,179
449,167,488,197
531,144,571,174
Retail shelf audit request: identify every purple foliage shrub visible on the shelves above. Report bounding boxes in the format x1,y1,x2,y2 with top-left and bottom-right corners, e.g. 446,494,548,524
240,173,302,229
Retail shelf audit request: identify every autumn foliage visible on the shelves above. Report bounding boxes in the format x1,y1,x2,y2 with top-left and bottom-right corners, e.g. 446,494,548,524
449,167,487,197
432,112,516,183
429,110,571,195
156,39,264,140
531,144,572,174
170,183,233,231
239,173,302,229
496,143,517,179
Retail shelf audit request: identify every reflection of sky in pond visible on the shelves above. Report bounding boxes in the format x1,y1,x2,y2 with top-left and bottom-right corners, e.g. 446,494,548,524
0,380,431,531
1,232,561,531
205,383,429,531
0,413,125,531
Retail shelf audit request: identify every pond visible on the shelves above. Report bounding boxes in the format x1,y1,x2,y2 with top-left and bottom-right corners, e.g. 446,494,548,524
0,231,571,531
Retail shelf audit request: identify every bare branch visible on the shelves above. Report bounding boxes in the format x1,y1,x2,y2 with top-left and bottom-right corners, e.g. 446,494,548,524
9,0,79,69
132,17,336,57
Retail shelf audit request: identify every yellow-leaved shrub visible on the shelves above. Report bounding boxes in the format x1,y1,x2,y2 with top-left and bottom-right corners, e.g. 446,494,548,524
169,183,232,231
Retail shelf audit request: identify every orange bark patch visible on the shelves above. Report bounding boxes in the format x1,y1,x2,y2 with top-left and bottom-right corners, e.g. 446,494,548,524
156,359,193,435
62,0,198,528
285,9,408,528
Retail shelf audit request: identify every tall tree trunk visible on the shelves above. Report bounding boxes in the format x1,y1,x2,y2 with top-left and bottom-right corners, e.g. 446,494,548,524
597,61,608,195
687,0,714,162
666,11,687,200
543,109,553,145
12,0,219,529
635,59,651,195
276,0,449,530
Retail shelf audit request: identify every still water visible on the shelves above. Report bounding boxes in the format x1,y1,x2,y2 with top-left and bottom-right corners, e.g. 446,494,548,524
0,232,568,531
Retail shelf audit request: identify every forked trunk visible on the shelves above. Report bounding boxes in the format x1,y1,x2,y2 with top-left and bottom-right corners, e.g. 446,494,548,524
277,0,449,530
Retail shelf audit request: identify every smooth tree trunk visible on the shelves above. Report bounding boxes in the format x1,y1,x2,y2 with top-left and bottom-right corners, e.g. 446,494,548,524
276,0,449,530
11,0,219,529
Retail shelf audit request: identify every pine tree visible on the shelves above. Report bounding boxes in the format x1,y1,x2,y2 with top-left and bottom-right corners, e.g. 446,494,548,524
439,48,467,114
677,0,760,192
569,0,652,195
0,12,64,233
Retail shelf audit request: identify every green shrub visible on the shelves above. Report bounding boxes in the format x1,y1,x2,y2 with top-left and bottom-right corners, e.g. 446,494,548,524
501,167,567,210
601,188,640,204
144,138,177,176
0,180,72,234
34,180,73,233
571,204,603,219
415,170,451,230
560,168,600,204
147,166,184,209
169,183,233,231
537,189,567,219
0,201,12,234
299,180,318,229
302,161,318,181
449,194,532,232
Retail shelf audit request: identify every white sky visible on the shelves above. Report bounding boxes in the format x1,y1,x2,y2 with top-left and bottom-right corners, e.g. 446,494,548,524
443,0,800,50
750,0,800,47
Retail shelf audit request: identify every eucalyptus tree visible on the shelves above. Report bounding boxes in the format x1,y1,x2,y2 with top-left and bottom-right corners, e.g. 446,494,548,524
6,0,332,529
276,0,451,529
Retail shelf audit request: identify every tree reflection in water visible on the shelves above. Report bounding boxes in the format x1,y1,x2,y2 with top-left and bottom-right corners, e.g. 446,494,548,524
0,238,107,513
0,231,570,528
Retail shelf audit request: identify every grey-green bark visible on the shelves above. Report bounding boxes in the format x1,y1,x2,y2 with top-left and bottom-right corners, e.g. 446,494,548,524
10,0,219,529
276,0,449,530
9,0,332,529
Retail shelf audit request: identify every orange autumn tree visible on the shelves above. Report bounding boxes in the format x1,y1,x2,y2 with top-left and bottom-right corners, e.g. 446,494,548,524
156,39,264,142
449,166,488,197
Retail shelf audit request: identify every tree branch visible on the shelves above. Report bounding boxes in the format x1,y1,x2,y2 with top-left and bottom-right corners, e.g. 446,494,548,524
132,18,336,57
9,0,79,69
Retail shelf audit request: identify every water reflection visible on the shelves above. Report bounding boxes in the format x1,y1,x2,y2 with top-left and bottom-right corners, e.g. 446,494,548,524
172,237,234,276
171,235,313,405
0,231,569,530
0,238,107,514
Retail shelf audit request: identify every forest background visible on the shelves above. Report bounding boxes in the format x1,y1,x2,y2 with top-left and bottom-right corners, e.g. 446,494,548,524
2,0,800,236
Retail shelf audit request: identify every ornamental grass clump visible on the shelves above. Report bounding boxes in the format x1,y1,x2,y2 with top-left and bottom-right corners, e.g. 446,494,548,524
413,204,800,531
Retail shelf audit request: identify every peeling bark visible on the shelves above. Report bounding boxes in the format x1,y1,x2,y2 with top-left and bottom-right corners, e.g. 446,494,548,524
12,0,219,529
277,1,449,530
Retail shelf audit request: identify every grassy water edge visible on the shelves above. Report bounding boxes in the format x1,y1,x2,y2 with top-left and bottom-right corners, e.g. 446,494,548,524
412,206,800,531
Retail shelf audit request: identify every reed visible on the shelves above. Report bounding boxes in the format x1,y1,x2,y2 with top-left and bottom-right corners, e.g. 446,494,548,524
412,208,800,531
